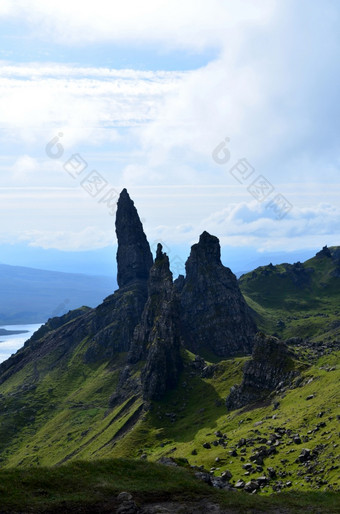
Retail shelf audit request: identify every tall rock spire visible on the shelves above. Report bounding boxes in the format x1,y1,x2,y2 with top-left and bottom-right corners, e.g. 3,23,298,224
115,189,153,288
179,231,257,357
129,244,183,400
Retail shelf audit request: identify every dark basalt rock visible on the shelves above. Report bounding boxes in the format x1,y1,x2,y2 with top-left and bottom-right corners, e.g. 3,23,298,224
0,191,256,404
179,231,257,357
84,189,153,360
84,284,149,362
173,274,185,293
116,188,153,288
316,245,332,259
226,333,298,410
129,244,183,401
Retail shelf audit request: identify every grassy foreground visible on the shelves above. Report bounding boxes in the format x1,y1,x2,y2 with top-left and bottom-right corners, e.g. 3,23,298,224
0,459,339,513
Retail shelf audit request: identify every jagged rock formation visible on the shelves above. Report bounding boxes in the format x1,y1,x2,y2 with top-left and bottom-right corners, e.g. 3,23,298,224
0,191,256,403
248,261,315,288
178,231,257,357
1,191,339,490
116,188,153,288
129,244,182,400
226,333,297,410
316,245,332,259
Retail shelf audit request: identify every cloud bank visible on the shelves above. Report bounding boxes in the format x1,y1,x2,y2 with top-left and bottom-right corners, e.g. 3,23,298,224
0,1,338,256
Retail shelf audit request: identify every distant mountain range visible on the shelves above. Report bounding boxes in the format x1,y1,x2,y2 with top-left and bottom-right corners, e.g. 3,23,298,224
0,263,116,325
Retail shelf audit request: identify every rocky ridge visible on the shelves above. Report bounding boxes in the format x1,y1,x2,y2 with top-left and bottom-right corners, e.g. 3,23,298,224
132,244,182,401
1,189,256,403
226,333,298,410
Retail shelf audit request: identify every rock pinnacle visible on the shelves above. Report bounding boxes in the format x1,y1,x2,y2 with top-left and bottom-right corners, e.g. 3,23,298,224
115,188,153,288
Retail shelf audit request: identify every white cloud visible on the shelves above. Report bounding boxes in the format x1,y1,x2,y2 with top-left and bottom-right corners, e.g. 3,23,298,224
11,155,37,181
145,200,340,253
5,156,73,187
0,185,117,248
20,227,113,251
0,1,12,16
0,183,338,253
0,1,339,257
201,202,340,251
0,1,275,50
0,65,185,80
0,63,185,147
133,0,340,186
2,3,339,192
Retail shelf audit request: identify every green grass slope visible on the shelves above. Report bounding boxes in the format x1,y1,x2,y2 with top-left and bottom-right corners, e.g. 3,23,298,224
1,459,339,513
0,332,339,496
239,246,340,340
0,246,338,508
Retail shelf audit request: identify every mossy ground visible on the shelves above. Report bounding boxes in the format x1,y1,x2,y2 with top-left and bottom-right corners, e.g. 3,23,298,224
0,459,339,513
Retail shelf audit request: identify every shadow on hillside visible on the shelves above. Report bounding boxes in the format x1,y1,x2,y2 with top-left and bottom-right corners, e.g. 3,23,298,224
149,372,231,444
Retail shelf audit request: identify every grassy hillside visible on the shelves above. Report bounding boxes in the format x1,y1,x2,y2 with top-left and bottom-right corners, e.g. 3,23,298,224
239,246,340,341
0,323,338,497
0,246,338,511
0,459,339,513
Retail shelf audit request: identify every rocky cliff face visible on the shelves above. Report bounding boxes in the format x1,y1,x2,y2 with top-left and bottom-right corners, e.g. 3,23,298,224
83,284,148,361
179,231,257,357
134,244,183,400
110,244,183,404
226,333,297,410
0,307,94,385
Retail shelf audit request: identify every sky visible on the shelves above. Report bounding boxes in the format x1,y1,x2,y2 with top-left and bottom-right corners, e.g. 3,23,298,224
0,0,339,277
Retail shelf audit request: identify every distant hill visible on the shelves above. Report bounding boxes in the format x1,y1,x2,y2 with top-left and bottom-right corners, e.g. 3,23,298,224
239,245,340,340
0,263,116,324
